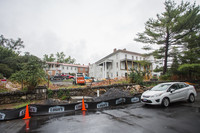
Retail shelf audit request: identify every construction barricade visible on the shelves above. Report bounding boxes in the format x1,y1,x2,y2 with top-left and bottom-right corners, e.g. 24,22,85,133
0,94,141,121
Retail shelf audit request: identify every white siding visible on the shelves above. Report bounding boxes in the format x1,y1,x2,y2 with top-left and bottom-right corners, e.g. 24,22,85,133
89,50,161,80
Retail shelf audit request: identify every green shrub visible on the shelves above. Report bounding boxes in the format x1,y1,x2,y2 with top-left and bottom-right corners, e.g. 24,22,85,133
58,89,70,99
48,89,53,98
22,87,28,92
160,73,171,80
58,89,65,98
129,69,144,85
65,89,70,96
61,95,67,100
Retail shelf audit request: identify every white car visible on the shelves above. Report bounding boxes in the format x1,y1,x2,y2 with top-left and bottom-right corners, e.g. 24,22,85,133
141,82,197,107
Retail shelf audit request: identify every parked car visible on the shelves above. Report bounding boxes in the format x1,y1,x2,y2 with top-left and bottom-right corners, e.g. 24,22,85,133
50,75,64,81
60,74,74,79
68,75,75,79
141,82,197,107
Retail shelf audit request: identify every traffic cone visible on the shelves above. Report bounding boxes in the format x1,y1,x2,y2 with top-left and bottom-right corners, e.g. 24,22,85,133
23,104,31,119
82,98,87,111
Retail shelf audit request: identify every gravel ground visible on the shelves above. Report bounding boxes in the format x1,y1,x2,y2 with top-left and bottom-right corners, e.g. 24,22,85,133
92,87,132,102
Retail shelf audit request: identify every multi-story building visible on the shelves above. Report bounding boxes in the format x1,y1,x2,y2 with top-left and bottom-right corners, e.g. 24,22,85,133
89,48,161,80
45,62,89,76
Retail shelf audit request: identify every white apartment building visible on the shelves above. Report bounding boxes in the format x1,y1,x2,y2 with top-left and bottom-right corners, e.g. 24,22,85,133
89,48,161,80
45,62,89,76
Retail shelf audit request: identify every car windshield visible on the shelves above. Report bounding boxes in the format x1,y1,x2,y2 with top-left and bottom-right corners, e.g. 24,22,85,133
151,84,171,91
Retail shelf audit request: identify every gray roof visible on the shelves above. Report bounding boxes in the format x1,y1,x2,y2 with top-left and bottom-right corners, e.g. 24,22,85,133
95,49,144,64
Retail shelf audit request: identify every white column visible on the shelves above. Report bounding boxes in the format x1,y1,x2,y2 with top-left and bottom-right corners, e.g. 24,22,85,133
102,62,104,79
105,61,107,78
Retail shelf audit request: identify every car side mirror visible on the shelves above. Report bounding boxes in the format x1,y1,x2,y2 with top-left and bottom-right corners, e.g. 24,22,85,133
170,89,175,93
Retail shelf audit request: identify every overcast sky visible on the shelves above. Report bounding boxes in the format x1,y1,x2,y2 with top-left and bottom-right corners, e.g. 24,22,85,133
0,0,199,65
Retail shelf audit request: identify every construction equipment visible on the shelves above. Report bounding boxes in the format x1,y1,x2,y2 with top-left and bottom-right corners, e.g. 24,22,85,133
73,73,86,85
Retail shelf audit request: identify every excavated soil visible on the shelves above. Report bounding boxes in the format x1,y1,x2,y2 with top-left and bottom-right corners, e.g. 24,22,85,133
92,87,132,102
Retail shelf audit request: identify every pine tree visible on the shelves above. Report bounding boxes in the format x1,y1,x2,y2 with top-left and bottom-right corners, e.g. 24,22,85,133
134,0,200,74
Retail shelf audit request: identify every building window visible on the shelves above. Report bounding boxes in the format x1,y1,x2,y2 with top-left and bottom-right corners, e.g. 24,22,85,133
75,67,76,70
62,67,64,70
116,72,118,77
48,71,52,75
85,68,88,71
125,54,127,59
132,56,134,60
80,68,83,71
67,67,68,70
116,54,118,59
136,57,138,60
71,67,73,70
116,62,118,68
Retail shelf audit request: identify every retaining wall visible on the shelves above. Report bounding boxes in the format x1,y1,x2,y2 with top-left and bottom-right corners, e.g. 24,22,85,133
0,84,139,104
0,87,47,104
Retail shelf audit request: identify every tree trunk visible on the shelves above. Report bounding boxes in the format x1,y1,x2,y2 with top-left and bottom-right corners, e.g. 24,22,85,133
21,80,23,90
163,27,170,75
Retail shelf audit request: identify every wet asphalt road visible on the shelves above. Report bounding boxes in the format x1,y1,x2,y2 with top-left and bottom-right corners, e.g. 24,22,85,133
1,93,200,133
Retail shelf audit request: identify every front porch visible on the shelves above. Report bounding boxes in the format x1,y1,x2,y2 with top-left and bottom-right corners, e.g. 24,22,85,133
120,59,153,80
97,59,113,79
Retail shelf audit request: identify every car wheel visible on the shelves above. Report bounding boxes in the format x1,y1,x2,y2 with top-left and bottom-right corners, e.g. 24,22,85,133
188,94,195,103
162,98,170,107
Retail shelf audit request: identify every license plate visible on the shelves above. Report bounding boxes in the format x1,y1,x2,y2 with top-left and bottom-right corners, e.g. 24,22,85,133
143,99,147,101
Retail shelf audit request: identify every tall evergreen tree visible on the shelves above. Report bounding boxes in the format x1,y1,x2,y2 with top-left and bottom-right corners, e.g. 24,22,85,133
134,0,200,74
180,33,200,64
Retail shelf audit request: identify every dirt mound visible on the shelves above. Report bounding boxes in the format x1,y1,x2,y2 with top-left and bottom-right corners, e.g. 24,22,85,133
92,88,132,102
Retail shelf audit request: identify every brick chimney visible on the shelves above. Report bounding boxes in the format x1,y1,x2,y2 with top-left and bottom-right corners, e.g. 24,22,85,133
123,48,126,51
113,48,117,52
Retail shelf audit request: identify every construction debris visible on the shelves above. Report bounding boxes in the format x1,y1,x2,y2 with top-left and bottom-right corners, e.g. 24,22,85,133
92,87,132,102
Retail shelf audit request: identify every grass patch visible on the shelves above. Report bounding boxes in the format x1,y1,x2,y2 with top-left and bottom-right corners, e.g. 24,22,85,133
112,79,129,84
0,88,9,93
143,82,159,87
67,85,86,89
0,85,9,93
14,101,31,109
